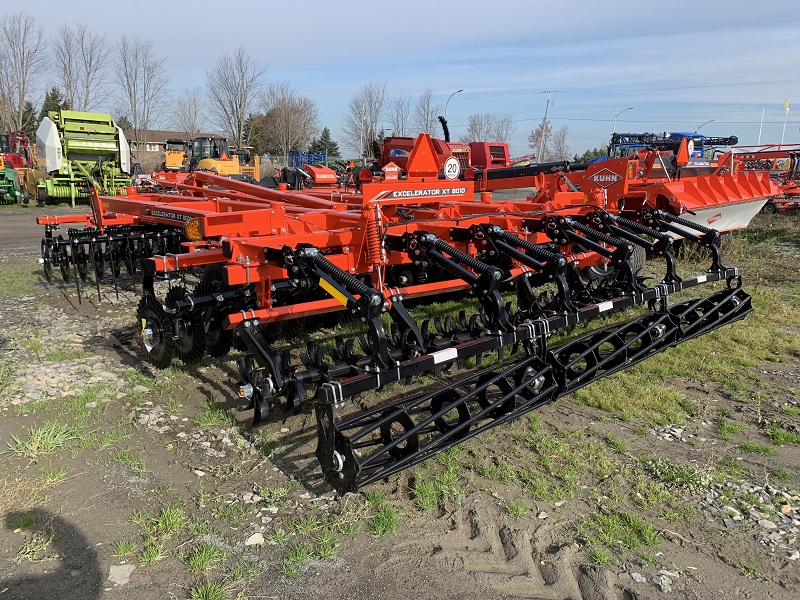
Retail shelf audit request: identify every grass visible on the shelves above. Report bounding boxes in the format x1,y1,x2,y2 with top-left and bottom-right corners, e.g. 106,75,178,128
194,397,233,429
369,504,398,537
642,458,711,491
503,499,529,518
152,504,185,537
138,538,165,565
0,256,40,297
717,412,746,441
8,512,38,530
6,421,78,458
211,504,250,525
771,467,790,480
766,423,800,446
39,465,67,484
315,532,338,559
291,516,320,534
112,540,137,556
266,528,291,545
739,441,776,455
185,542,223,573
578,510,661,554
190,581,228,600
44,348,89,362
280,542,313,577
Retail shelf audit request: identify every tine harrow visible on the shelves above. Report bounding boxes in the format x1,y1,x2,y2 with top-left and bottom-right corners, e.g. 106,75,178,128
35,133,779,492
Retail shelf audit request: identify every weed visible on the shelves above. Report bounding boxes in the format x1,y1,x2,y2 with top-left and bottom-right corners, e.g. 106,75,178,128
138,538,165,565
315,532,337,559
93,430,130,450
412,479,440,510
337,520,360,536
578,510,661,553
195,490,210,508
112,540,137,556
110,448,142,464
771,467,790,480
190,581,227,600
279,560,301,578
286,541,313,566
188,516,214,536
266,528,291,545
6,421,77,458
504,499,529,518
663,506,698,523
195,397,232,429
739,441,776,455
156,483,175,497
185,542,223,573
766,423,800,446
162,397,181,415
9,512,37,530
45,348,89,362
152,504,185,537
292,516,320,534
717,411,746,441
130,510,149,527
16,532,52,562
212,504,250,525
258,485,290,507
643,458,710,491
369,504,398,537
587,547,612,565
363,490,386,505
605,435,628,452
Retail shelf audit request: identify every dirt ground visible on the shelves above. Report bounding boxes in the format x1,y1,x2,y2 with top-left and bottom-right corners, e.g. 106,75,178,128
0,203,798,600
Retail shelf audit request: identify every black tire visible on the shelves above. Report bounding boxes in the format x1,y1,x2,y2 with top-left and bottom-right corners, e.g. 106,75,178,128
762,202,777,215
22,188,30,205
164,286,206,365
37,187,47,205
136,293,175,369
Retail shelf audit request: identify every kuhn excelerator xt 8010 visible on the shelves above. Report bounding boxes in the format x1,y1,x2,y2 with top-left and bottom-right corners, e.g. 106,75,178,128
37,134,780,492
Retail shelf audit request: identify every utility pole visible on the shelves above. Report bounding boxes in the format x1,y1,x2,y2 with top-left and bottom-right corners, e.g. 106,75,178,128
538,91,556,162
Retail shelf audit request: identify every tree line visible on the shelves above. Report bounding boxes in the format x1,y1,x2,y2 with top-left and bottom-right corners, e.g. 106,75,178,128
1,12,599,163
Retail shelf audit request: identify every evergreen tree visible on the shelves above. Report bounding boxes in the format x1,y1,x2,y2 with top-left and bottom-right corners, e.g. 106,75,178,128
573,147,608,162
309,127,340,158
37,87,69,124
21,102,37,139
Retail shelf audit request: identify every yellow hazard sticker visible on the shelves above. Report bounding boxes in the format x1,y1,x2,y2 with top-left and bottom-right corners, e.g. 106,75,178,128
319,277,348,306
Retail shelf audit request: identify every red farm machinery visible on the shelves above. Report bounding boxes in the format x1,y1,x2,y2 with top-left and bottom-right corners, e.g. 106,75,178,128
37,133,781,493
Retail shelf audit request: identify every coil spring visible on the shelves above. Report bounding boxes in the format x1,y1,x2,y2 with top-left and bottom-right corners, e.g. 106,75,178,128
425,235,499,276
365,216,382,265
565,218,628,249
496,229,563,263
309,252,375,298
654,209,715,235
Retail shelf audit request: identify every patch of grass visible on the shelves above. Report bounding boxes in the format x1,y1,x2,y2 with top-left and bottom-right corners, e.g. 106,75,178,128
291,516,320,534
766,423,800,446
110,447,142,464
185,542,223,573
194,397,232,429
265,528,290,545
187,516,213,536
605,434,628,452
412,479,440,510
257,485,290,507
130,510,149,527
92,429,130,450
369,504,398,537
0,257,40,297
190,581,227,600
315,532,337,559
152,504,185,537
587,547,612,565
211,504,250,525
44,348,89,362
739,441,776,455
6,421,78,458
337,519,360,536
503,499,529,518
717,412,746,441
162,397,181,415
16,531,53,562
39,466,67,484
663,506,698,523
8,512,37,530
578,510,661,554
574,373,692,424
771,467,790,480
138,538,165,565
363,490,387,505
642,458,711,491
112,540,137,556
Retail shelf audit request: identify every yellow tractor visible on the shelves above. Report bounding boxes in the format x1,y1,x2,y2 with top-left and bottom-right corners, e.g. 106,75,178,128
162,138,189,171
190,137,260,182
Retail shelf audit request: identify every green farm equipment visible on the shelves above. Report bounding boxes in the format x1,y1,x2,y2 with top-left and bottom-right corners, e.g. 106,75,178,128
0,154,23,204
35,110,133,206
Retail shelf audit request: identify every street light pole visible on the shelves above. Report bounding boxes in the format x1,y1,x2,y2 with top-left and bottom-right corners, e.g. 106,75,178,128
697,119,715,131
444,89,463,121
613,107,634,133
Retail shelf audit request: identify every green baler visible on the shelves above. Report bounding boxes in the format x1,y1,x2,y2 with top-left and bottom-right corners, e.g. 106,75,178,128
35,110,133,206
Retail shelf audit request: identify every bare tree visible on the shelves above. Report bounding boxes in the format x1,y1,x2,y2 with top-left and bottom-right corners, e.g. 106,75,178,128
113,36,169,147
206,47,267,148
550,125,570,160
461,113,515,143
52,23,110,111
491,114,515,143
412,89,440,136
172,87,206,140
0,13,45,132
387,94,412,137
260,81,319,163
341,81,387,157
527,119,569,161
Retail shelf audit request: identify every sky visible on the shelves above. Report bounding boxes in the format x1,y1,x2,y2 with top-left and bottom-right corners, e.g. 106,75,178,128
20,0,800,158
